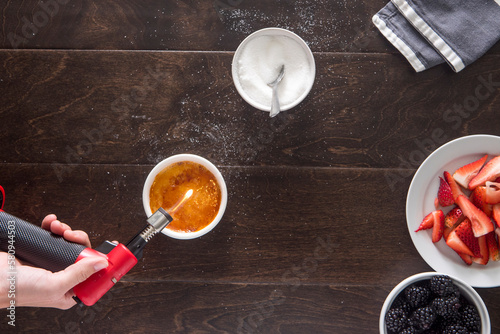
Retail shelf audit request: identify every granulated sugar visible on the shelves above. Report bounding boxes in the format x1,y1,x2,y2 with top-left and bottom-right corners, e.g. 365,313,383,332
236,35,312,108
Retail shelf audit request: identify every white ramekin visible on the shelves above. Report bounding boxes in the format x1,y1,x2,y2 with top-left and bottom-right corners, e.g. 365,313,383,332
142,154,228,240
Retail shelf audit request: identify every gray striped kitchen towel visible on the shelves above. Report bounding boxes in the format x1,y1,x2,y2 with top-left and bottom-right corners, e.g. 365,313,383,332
373,0,500,72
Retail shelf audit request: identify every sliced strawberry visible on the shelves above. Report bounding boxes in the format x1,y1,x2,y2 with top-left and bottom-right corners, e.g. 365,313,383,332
485,181,500,205
456,252,473,266
437,176,454,207
444,171,465,201
446,227,475,257
469,155,500,189
453,154,488,189
431,211,445,243
470,186,493,217
415,210,445,243
453,218,481,258
415,212,434,231
456,195,494,237
473,235,489,265
444,225,454,241
486,231,500,261
493,204,500,228
444,206,463,228
443,207,463,240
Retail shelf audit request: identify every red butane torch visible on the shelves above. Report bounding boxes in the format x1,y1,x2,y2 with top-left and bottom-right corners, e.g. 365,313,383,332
0,186,173,306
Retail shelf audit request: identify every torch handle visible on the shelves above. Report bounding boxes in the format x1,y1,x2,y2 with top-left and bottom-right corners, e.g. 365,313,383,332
0,211,87,272
0,210,139,306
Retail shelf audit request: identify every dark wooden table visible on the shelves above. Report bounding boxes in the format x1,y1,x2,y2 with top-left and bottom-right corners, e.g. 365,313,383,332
1,1,499,333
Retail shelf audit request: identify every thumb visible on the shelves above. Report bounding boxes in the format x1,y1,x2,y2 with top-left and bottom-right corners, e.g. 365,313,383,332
56,257,109,291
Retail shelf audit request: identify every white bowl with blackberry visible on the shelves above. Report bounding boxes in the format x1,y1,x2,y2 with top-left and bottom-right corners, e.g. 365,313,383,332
380,272,490,333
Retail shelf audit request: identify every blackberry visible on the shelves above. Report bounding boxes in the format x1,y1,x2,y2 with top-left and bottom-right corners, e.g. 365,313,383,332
442,324,468,334
385,307,408,333
399,326,417,334
430,275,458,297
409,306,436,331
423,329,440,334
405,285,430,308
438,310,462,329
460,304,481,332
432,296,461,318
392,295,413,314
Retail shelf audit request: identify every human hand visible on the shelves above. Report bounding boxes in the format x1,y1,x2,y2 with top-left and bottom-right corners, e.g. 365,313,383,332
0,214,108,309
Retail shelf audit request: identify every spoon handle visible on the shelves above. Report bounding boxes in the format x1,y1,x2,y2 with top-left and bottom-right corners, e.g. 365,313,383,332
270,85,280,117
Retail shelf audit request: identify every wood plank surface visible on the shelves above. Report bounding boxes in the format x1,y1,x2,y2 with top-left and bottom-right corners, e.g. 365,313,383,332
1,50,499,168
0,0,406,52
5,282,500,333
1,0,500,54
3,282,393,334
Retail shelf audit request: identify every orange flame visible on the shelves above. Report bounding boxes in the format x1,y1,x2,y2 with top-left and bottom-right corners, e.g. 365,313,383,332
169,189,194,214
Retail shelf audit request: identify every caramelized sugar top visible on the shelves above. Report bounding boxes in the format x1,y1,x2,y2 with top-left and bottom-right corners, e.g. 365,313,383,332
149,161,221,233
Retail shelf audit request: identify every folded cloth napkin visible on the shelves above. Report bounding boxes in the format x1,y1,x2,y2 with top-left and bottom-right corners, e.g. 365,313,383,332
373,0,500,72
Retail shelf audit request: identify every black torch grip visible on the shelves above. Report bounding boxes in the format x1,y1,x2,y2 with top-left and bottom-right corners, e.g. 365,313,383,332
0,211,86,272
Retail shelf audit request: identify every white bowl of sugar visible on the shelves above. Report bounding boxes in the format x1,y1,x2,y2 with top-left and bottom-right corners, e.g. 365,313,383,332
232,27,316,113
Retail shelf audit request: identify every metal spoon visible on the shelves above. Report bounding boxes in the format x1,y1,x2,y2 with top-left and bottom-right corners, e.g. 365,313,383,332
268,65,285,118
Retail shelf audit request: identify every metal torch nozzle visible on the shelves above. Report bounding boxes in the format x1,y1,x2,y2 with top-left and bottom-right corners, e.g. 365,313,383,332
126,189,192,259
126,208,173,259
141,208,173,242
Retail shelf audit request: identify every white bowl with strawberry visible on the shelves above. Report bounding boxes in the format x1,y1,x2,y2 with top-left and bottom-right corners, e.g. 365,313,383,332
407,134,500,287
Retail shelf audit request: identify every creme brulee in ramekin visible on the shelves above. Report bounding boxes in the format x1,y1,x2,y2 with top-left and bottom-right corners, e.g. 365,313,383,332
143,154,227,240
